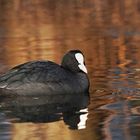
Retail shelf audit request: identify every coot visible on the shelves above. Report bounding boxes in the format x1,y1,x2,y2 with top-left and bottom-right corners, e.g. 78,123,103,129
0,50,89,96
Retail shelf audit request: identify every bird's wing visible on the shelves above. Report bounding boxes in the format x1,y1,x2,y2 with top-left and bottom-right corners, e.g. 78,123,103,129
0,61,69,88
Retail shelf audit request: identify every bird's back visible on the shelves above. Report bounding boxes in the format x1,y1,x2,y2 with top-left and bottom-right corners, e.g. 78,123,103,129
0,61,75,94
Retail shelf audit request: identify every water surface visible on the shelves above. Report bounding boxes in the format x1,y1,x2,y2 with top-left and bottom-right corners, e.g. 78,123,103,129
0,0,140,140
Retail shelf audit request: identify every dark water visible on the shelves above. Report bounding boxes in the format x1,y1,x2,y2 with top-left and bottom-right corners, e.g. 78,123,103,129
0,0,140,140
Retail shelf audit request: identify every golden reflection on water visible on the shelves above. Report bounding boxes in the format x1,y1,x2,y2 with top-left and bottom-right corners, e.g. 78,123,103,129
12,121,97,140
0,0,140,140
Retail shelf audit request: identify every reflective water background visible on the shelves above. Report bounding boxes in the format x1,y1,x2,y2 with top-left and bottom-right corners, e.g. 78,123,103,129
0,0,140,140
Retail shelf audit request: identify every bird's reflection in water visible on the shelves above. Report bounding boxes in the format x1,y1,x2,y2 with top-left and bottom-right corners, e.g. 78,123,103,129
0,92,90,130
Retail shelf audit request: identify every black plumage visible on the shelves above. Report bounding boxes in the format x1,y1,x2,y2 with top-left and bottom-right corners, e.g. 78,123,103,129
0,50,89,96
